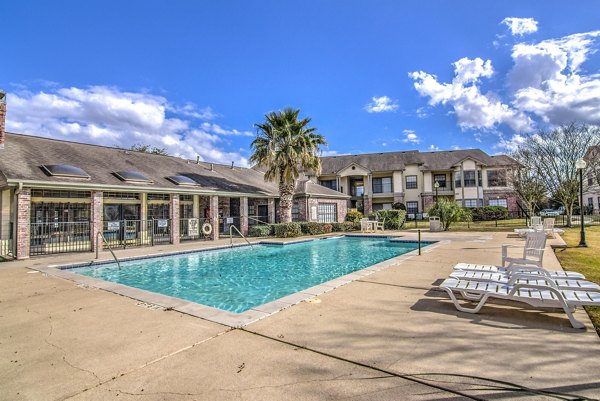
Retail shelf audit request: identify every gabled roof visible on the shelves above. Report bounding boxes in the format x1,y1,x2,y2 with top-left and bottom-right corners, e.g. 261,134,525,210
0,133,278,196
294,178,350,199
319,148,516,174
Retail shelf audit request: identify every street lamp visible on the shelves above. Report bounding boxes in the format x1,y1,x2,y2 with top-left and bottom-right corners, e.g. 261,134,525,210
434,181,440,204
575,158,587,247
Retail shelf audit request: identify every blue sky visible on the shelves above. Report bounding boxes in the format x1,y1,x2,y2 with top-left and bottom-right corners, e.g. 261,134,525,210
2,1,600,165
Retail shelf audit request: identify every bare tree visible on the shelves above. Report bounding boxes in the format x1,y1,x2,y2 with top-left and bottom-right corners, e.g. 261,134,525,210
513,123,600,226
509,150,546,217
129,143,169,155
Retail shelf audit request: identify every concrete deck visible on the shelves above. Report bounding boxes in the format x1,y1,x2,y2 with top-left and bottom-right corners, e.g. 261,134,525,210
1,232,599,400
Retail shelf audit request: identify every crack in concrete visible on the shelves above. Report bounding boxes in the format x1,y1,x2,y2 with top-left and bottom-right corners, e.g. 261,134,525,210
43,314,102,384
60,325,233,401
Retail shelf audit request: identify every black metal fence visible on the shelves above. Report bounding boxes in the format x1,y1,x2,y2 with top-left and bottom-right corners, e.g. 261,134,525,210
102,219,170,248
180,217,211,241
30,221,91,256
219,216,241,235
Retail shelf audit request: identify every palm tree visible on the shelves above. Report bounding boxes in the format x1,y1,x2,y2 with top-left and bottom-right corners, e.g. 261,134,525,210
251,108,326,223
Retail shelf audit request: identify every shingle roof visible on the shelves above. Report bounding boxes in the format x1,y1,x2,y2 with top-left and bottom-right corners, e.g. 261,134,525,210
319,149,516,174
0,133,278,196
294,178,350,199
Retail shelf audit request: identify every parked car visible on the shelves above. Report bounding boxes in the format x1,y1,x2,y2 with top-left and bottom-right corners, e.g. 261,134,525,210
539,209,561,216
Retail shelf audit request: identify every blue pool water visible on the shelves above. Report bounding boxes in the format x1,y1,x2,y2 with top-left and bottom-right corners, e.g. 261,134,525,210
73,236,428,313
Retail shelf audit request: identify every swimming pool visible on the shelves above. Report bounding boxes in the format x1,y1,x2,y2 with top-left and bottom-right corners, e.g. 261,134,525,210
72,236,431,313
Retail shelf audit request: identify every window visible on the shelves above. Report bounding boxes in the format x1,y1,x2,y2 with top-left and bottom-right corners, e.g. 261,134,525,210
113,170,152,184
588,176,594,186
487,170,507,187
179,194,193,202
166,175,199,186
318,203,337,223
147,193,170,201
320,179,337,191
464,171,476,187
41,164,90,179
103,192,140,200
464,199,483,208
405,175,417,189
292,203,300,222
148,204,170,219
455,172,461,188
434,174,446,188
372,177,393,193
588,197,594,207
489,198,508,208
373,203,392,211
406,201,418,214
31,189,91,199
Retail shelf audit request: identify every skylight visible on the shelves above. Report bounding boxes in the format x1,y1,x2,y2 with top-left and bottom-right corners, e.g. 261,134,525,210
166,175,199,186
41,164,90,179
113,170,152,183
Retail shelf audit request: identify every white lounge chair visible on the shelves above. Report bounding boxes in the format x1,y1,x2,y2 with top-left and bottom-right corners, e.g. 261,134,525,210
439,277,600,328
513,217,564,238
449,269,598,291
375,218,385,232
502,231,547,268
529,216,542,227
453,263,585,279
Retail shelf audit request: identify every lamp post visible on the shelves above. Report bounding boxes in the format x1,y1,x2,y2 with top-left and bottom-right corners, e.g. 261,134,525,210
575,158,587,247
434,181,440,204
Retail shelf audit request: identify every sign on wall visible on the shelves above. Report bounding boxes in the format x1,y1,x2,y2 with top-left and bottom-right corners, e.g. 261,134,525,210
107,221,120,231
188,218,199,236
310,206,317,221
157,219,168,228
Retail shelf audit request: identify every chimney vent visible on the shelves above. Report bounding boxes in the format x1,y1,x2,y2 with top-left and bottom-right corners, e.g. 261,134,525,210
210,163,214,171
231,161,234,169
196,156,200,164
0,90,6,150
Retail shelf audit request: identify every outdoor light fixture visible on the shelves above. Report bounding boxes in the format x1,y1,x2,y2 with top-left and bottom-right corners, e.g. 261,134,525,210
434,180,440,203
576,158,587,247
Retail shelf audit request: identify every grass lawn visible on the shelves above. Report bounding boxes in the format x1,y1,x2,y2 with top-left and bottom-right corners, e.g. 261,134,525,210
554,225,600,335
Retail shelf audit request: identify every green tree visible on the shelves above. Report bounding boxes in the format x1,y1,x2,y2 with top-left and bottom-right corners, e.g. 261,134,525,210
250,108,326,223
428,199,471,231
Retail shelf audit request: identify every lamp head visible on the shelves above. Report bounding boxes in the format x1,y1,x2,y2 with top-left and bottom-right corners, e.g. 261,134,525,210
434,181,440,188
575,159,587,170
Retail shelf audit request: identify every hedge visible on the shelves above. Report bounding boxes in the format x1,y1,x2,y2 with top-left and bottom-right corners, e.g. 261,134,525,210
345,210,364,223
273,222,302,238
470,206,508,221
247,225,272,237
300,222,325,235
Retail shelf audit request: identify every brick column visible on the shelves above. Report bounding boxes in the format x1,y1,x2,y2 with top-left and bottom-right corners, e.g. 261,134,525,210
337,199,348,222
209,195,219,240
267,198,276,224
170,194,180,245
240,196,248,235
90,191,103,253
16,188,31,259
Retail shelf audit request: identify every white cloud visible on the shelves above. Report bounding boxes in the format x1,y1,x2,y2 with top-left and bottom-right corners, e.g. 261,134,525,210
509,30,600,125
428,144,440,151
495,133,526,152
402,129,420,144
6,86,250,166
409,58,533,132
365,96,399,113
502,17,539,36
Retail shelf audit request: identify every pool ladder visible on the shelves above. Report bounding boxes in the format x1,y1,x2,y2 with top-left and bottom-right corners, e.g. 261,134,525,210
95,232,122,269
229,225,253,248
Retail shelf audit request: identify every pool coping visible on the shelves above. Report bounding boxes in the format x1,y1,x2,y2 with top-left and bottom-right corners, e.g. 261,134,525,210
33,235,445,328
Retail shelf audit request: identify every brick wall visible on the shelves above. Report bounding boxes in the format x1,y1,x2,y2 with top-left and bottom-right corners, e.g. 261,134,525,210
267,198,276,223
363,196,373,215
483,190,520,213
422,195,434,211
170,194,180,244
240,196,248,235
294,197,348,222
16,188,31,259
209,195,219,240
90,191,103,253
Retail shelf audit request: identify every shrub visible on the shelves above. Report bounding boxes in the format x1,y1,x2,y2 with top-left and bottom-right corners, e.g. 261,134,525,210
345,210,364,223
470,206,509,221
300,222,325,235
247,225,272,237
392,202,406,211
370,209,407,230
273,223,302,238
427,199,471,231
322,223,333,233
331,222,346,232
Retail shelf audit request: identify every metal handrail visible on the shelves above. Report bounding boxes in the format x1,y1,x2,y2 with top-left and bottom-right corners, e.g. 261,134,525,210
95,232,122,269
229,225,253,248
247,216,269,225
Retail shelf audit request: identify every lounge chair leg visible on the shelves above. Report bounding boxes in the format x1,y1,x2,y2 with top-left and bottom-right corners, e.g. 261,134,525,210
559,301,585,329
460,291,483,301
443,288,489,314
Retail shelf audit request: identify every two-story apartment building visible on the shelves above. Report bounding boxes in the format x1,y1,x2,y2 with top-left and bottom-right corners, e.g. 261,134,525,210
312,149,519,216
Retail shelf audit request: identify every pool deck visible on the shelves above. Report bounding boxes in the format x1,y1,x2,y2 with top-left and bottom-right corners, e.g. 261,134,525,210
1,231,599,400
